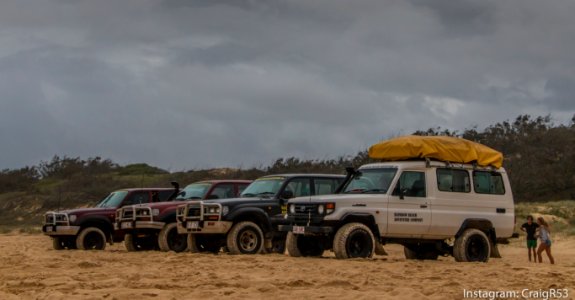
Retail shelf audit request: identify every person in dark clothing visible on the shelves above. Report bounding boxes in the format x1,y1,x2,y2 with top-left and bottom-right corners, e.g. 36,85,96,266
520,215,540,262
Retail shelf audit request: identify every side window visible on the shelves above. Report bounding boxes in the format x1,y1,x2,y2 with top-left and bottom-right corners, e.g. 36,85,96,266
437,168,471,193
237,184,249,196
314,178,339,195
122,191,149,206
158,190,174,201
285,178,311,198
392,171,426,197
473,171,505,195
210,184,235,199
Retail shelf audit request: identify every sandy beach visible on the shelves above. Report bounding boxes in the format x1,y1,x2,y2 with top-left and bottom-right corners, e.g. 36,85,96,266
0,234,573,300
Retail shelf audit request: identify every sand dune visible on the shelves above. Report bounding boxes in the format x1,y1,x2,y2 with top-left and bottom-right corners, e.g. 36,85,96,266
0,234,573,299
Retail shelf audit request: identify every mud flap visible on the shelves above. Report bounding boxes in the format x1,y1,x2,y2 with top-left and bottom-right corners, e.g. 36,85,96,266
490,241,502,258
374,242,388,256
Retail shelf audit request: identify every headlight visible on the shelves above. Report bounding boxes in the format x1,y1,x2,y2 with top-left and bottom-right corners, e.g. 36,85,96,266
317,205,325,214
69,215,77,222
152,209,160,216
222,206,229,216
289,204,295,214
206,206,219,214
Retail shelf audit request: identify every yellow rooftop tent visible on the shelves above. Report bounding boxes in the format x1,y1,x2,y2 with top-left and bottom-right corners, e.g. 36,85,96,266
368,135,503,168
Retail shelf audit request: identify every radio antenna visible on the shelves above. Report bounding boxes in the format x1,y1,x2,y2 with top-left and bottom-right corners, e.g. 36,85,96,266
57,187,61,212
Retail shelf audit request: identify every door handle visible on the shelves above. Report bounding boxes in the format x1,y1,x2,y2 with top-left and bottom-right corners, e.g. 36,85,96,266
420,205,428,208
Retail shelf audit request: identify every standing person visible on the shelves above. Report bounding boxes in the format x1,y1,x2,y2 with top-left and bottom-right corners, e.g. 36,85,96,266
536,217,555,264
520,215,539,262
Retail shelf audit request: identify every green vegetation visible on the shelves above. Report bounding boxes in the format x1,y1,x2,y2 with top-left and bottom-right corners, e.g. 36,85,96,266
0,114,574,232
515,201,575,236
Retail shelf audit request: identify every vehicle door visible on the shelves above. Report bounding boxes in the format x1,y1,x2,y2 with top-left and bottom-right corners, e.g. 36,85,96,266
121,191,151,206
387,171,431,237
237,183,250,197
312,178,341,196
208,183,235,200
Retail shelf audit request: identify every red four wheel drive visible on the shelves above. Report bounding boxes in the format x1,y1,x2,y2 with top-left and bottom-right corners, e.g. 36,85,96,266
115,180,252,252
42,184,179,250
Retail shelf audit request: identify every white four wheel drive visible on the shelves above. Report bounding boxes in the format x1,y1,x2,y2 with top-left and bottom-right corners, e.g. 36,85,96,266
280,136,515,262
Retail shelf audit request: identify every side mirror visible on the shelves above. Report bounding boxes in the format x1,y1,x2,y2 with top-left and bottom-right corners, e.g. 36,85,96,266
281,190,294,200
399,188,408,200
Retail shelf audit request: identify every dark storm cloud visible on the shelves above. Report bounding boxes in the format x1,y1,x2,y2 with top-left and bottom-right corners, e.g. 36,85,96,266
0,0,574,170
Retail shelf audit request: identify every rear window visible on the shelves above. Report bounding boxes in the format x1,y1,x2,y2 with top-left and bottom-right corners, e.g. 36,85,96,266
473,171,505,195
436,168,470,193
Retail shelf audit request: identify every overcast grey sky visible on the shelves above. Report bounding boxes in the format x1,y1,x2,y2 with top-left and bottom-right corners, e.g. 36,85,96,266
1,0,574,170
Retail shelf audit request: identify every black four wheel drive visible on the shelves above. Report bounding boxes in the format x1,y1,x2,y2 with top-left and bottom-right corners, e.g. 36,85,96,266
176,174,345,254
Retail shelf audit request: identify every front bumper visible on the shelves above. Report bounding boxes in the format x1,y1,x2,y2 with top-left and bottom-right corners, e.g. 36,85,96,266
176,201,227,234
42,212,79,236
42,225,81,236
278,224,333,235
114,220,165,231
176,220,232,234
115,206,165,231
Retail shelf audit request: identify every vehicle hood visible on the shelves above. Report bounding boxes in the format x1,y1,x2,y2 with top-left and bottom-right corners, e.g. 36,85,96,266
191,197,275,206
288,193,373,204
132,200,188,210
50,207,113,215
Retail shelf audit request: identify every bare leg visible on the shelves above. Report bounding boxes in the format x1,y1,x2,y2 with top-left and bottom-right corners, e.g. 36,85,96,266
536,244,545,263
545,247,555,264
528,247,532,261
532,248,537,262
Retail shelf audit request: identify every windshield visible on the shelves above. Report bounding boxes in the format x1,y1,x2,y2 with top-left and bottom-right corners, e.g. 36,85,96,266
96,191,129,208
241,177,285,198
343,168,398,194
175,183,212,200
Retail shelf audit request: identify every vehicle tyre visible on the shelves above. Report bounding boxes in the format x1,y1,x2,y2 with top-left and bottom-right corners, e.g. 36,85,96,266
286,232,324,257
158,223,188,252
52,236,76,250
374,242,388,256
453,229,491,262
404,246,438,260
76,227,107,250
333,223,375,259
124,233,157,251
187,234,221,253
226,221,264,255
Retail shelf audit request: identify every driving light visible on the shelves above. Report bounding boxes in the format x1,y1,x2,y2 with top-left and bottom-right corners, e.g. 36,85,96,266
317,205,325,214
152,209,160,216
69,215,77,222
222,206,229,216
289,204,295,214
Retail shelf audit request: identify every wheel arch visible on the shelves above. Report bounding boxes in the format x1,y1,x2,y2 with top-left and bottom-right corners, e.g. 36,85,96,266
456,219,497,242
78,217,113,242
339,213,380,238
228,208,272,233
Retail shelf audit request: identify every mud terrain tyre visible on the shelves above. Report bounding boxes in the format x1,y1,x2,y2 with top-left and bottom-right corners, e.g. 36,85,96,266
453,229,491,262
52,236,76,250
404,246,438,260
333,223,375,259
226,221,264,255
158,223,188,252
187,234,221,253
76,227,107,250
124,233,157,251
286,232,324,257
